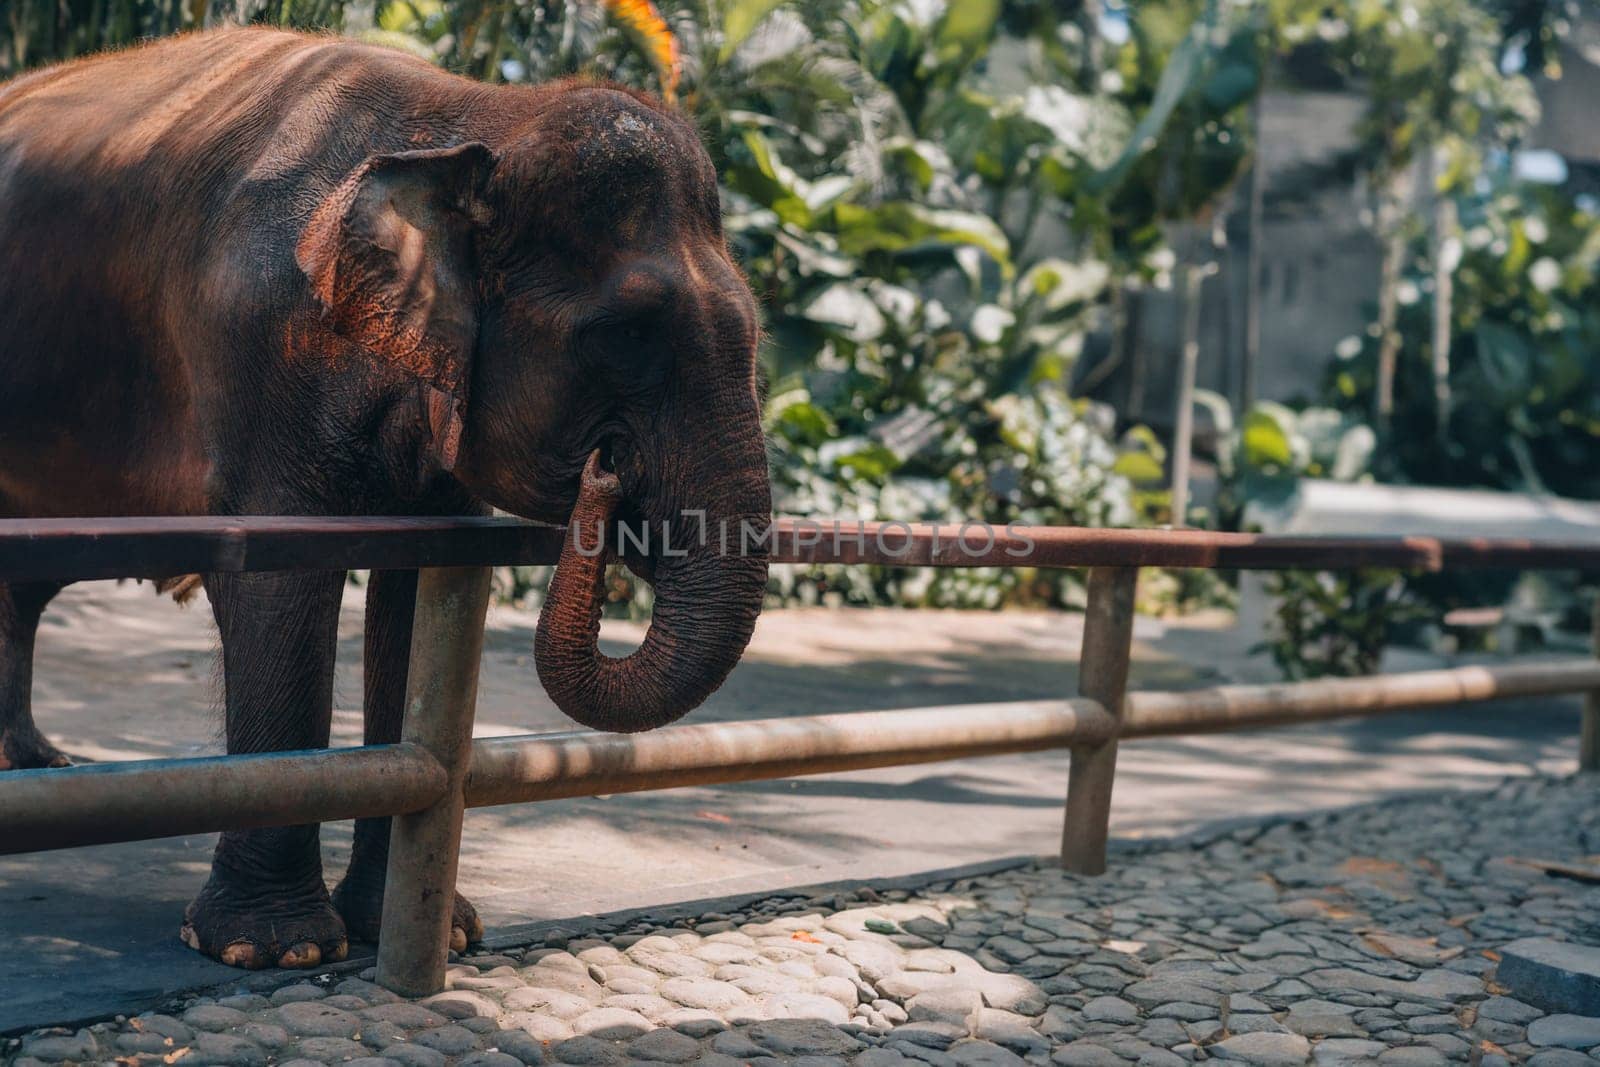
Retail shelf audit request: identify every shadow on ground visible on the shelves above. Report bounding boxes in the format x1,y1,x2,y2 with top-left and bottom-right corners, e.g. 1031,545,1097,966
0,583,1585,1032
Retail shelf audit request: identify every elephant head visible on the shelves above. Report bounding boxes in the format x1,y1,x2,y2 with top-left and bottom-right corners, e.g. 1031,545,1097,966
296,84,769,733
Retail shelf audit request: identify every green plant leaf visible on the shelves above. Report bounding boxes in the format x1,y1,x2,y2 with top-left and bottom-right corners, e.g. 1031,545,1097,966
822,439,902,482
1240,407,1295,469
725,129,813,227
933,0,1000,63
1331,424,1376,481
1114,451,1166,484
1086,0,1218,196
718,0,787,62
1202,58,1258,111
803,283,885,341
831,202,1011,272
1474,321,1533,394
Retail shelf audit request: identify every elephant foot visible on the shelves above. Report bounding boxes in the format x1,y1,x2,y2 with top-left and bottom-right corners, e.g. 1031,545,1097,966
333,873,484,953
0,725,72,770
181,874,349,970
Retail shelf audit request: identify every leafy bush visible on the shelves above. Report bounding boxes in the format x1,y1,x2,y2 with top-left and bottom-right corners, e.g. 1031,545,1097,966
23,0,1584,628
1327,181,1600,499
1259,569,1423,680
704,0,1266,607
1210,397,1376,527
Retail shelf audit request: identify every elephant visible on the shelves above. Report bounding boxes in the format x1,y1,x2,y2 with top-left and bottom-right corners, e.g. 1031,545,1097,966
0,27,770,969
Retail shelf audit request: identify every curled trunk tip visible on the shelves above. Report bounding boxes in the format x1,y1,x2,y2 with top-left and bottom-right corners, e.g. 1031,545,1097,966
534,451,767,733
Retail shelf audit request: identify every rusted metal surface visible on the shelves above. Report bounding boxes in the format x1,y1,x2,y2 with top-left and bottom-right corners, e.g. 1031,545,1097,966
3,659,1598,859
378,567,493,998
5,516,1600,583
0,516,565,584
464,700,1118,808
6,509,1599,976
0,743,445,855
780,523,1593,572
1437,537,1600,571
1122,660,1600,738
1583,593,1600,773
771,521,1451,572
1060,567,1138,877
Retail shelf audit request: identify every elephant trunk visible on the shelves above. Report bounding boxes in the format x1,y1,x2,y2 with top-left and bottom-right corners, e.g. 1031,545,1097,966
533,451,770,733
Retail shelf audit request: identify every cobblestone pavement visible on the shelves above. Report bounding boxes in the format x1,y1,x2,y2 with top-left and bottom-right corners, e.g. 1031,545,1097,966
8,585,1580,1033
9,774,1598,1067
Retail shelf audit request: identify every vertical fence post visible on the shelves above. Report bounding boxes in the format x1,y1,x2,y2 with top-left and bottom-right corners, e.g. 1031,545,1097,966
376,566,492,997
1061,566,1138,875
1583,590,1600,773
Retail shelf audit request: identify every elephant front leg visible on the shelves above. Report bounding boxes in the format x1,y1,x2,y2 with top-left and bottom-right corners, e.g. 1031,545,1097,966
332,569,484,952
181,570,349,970
0,582,72,771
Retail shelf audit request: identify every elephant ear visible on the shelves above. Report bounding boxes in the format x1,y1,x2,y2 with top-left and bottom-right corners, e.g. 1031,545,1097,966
296,142,496,470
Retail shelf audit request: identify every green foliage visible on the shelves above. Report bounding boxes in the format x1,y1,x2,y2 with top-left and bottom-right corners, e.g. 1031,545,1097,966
1091,0,1261,239
1211,397,1375,525
1264,0,1538,190
1327,181,1600,498
1205,393,1400,680
699,0,1205,607
1259,569,1423,679
2,0,1211,614
11,0,1588,629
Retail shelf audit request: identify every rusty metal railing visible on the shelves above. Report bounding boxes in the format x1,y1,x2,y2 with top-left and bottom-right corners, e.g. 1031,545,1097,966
1,516,1598,995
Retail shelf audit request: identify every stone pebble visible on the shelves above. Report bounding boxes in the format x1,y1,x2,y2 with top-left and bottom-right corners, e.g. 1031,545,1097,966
19,774,1600,1067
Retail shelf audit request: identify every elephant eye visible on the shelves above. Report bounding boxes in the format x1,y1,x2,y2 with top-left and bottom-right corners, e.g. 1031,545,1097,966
579,314,671,390
597,318,653,350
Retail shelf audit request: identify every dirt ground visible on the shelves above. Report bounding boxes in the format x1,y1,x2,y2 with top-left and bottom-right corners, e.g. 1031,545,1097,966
0,580,1585,1032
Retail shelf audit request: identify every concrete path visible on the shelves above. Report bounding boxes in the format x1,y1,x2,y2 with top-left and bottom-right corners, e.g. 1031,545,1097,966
11,773,1597,1066
0,582,1586,1032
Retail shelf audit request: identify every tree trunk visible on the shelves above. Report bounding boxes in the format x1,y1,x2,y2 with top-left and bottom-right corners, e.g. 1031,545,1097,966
1242,85,1266,412
1376,160,1427,447
1373,173,1409,438
1170,261,1207,528
1426,149,1456,446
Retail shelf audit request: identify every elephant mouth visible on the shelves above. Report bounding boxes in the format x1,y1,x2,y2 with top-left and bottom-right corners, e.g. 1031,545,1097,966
533,444,770,735
594,434,622,475
588,432,647,502
584,434,655,581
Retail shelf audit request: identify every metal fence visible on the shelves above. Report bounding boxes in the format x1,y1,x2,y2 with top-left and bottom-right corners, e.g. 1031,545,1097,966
3,515,1599,997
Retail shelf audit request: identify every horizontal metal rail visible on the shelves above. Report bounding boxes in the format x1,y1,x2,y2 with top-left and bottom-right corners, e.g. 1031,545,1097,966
0,743,445,855
3,512,1598,998
464,700,1117,807
6,660,1595,856
4,515,1600,583
0,516,567,583
1122,660,1600,737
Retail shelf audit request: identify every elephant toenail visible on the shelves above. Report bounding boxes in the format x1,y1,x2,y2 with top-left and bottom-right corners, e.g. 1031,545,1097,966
449,926,468,953
220,942,262,968
179,925,200,951
279,941,321,968
327,938,349,963
47,755,71,767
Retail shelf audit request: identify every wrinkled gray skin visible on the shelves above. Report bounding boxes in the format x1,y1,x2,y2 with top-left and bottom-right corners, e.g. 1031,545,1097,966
0,28,770,968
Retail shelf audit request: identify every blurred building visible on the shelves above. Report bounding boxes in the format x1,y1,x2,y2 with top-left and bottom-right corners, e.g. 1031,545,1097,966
1528,16,1600,194
1075,25,1600,441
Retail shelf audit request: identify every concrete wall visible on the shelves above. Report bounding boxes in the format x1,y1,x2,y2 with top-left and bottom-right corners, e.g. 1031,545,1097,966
1078,29,1600,437
1075,88,1381,433
1531,26,1600,164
